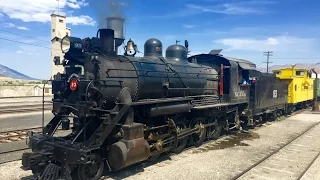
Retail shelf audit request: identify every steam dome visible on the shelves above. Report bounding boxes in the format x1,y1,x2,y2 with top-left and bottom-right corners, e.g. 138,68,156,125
144,38,163,57
165,45,187,62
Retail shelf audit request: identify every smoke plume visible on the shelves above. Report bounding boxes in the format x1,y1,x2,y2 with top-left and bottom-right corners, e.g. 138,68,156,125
90,0,129,29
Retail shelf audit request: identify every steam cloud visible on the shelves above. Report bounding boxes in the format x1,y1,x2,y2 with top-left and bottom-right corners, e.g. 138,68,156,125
90,0,129,29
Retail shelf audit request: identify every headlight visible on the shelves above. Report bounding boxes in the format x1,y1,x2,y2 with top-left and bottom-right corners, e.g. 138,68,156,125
60,36,83,54
61,36,71,53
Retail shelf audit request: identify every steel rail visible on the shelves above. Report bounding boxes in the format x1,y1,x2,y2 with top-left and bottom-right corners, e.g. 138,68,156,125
297,151,320,180
104,109,310,179
230,116,320,180
0,96,52,99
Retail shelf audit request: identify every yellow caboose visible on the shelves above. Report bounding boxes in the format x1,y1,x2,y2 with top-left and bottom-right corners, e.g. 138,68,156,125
273,66,314,112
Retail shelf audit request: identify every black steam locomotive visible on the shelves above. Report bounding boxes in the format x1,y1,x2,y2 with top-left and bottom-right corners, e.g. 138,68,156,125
21,17,289,180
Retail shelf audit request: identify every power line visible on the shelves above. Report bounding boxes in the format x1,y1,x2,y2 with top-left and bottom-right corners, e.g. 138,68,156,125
0,37,60,51
271,58,320,59
263,51,273,73
0,29,50,43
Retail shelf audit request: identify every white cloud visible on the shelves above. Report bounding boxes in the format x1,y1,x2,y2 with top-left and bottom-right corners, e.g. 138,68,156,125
204,0,276,5
17,26,29,30
67,2,81,9
183,24,194,29
5,22,30,30
67,0,88,8
186,4,262,15
16,50,23,54
150,1,273,19
0,0,95,26
66,0,88,9
67,15,95,26
214,35,316,52
5,23,15,27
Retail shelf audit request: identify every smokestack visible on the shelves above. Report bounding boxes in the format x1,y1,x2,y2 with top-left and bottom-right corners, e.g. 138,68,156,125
106,16,125,54
91,0,128,54
99,29,115,56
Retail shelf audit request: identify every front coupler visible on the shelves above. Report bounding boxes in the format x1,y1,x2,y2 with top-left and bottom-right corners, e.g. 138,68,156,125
21,134,94,180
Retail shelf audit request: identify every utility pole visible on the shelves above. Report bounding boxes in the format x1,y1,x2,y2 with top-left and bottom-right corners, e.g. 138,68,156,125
263,51,273,73
57,0,60,15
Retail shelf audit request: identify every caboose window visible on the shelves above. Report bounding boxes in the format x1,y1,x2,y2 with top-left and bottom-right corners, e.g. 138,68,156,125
296,70,305,76
273,71,281,75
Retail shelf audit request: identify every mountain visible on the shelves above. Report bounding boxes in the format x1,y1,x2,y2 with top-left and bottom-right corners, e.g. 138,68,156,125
257,63,320,75
0,64,39,80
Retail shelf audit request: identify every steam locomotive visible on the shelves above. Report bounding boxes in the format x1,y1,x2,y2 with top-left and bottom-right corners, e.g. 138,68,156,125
21,17,292,180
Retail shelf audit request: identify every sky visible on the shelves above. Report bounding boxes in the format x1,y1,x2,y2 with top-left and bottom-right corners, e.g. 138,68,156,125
0,0,320,79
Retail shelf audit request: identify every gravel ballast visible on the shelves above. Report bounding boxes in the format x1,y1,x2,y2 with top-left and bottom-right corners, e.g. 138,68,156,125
0,112,319,180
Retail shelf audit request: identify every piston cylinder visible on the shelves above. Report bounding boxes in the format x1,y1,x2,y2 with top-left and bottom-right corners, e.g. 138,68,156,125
107,123,150,170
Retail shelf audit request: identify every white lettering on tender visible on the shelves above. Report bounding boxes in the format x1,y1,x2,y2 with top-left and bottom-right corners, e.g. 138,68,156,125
273,90,277,98
234,91,246,97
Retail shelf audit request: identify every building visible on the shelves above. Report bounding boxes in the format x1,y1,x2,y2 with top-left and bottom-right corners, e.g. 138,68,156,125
50,14,71,78
33,84,53,96
0,84,52,97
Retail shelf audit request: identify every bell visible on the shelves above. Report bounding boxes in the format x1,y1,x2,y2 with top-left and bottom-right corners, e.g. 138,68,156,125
126,39,135,52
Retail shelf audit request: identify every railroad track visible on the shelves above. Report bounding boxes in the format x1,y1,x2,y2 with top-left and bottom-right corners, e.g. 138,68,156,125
0,104,52,115
0,127,44,143
0,148,30,165
102,108,313,179
0,96,53,99
0,109,313,171
0,126,72,165
0,127,43,164
0,123,74,144
230,119,320,180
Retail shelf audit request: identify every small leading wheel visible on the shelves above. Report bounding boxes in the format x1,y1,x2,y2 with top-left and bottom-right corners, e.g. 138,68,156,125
272,111,278,121
76,154,105,180
174,121,188,153
207,117,222,140
189,117,206,147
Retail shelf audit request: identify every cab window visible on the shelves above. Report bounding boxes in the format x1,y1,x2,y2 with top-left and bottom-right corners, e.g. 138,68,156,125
273,71,281,75
296,70,305,76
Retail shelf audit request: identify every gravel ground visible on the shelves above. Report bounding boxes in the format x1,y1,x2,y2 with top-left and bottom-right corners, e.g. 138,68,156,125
0,111,52,119
301,152,320,180
0,96,52,119
0,97,52,104
0,112,52,132
238,117,320,179
0,112,319,180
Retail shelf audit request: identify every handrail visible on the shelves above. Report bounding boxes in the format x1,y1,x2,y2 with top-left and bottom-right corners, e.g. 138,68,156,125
42,78,52,133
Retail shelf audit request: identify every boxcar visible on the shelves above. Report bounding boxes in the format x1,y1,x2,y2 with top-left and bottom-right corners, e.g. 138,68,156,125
273,66,314,112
